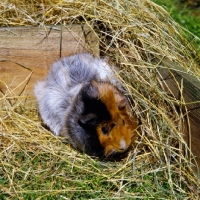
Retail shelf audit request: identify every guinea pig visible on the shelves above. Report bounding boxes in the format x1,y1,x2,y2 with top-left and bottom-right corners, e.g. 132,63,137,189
34,53,137,158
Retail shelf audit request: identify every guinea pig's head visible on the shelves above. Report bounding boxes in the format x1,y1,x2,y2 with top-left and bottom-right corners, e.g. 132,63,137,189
91,81,137,157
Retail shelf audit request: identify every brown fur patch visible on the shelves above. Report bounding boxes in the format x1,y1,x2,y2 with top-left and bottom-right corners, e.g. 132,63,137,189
92,81,137,156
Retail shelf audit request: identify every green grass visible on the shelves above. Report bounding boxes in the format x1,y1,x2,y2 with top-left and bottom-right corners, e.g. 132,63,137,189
152,0,200,52
1,148,194,199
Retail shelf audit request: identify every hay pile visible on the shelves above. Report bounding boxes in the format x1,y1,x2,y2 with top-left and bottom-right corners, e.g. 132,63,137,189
1,0,200,199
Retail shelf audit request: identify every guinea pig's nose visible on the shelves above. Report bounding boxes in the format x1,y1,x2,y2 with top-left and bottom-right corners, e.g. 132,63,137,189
119,139,127,152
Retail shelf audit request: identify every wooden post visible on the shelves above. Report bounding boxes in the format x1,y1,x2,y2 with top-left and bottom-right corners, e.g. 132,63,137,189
0,25,99,100
158,58,200,173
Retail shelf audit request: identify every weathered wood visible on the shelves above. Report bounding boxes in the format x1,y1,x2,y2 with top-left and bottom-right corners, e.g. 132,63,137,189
158,59,200,173
0,25,99,99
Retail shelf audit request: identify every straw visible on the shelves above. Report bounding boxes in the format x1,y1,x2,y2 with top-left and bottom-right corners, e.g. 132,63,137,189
0,0,200,199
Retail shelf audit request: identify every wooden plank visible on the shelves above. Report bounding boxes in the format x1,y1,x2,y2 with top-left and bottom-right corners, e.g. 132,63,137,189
0,25,99,100
158,59,200,173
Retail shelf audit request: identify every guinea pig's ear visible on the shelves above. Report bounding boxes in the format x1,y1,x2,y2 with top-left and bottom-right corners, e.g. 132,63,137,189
118,98,127,111
79,113,97,126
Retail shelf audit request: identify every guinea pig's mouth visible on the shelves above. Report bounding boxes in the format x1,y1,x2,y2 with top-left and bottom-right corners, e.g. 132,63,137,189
111,148,128,155
102,148,130,161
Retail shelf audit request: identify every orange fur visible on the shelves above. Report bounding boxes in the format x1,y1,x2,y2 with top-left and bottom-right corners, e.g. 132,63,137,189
92,81,137,157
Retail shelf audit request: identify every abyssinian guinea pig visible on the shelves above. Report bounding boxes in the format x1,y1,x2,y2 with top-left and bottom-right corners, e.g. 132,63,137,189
34,53,137,158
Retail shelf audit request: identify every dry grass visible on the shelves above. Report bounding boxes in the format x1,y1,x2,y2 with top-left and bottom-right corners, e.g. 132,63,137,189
1,0,200,199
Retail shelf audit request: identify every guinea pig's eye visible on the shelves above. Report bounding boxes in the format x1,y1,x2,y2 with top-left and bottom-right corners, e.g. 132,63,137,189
101,126,109,135
122,119,125,125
